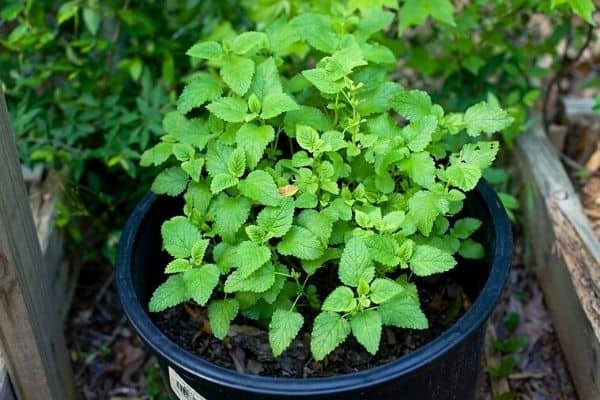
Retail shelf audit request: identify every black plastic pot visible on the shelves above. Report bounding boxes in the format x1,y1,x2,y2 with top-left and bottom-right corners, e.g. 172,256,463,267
116,181,512,400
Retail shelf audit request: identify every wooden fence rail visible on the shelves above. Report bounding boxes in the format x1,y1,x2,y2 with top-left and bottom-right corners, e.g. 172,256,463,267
0,89,77,399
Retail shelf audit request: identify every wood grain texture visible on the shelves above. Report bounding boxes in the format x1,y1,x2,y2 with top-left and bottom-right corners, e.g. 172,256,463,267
0,90,77,399
515,119,600,399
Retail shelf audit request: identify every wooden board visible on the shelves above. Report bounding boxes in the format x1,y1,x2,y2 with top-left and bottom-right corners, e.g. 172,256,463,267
0,90,77,399
514,119,600,400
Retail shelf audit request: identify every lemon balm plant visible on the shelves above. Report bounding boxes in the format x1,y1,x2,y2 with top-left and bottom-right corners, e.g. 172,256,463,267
140,9,512,362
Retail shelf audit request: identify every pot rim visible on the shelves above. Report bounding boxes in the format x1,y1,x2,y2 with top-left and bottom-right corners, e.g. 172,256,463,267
116,180,512,396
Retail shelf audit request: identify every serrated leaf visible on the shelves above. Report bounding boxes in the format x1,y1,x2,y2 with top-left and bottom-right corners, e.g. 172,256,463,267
339,237,375,287
211,195,252,242
208,299,239,339
235,123,275,169
322,287,356,312
451,218,482,239
406,190,448,236
238,170,281,206
205,142,233,177
461,141,499,169
463,101,513,136
161,216,199,258
151,167,189,196
207,97,248,123
379,296,428,329
269,309,304,357
398,0,456,34
187,41,223,59
177,74,223,114
191,239,210,265
221,55,255,96
210,173,238,194
149,274,189,312
181,158,204,181
232,31,269,54
311,312,350,361
140,142,173,167
184,182,211,216
165,259,192,274
250,57,282,100
302,68,345,94
403,115,437,152
445,163,481,191
277,226,325,260
410,245,457,276
296,210,334,245
394,90,432,121
227,148,246,178
364,234,401,267
350,310,381,355
356,8,395,39
296,124,321,153
260,91,299,119
370,279,404,304
257,198,295,238
399,151,436,188
291,13,338,53
183,264,220,306
229,241,271,278
224,262,275,293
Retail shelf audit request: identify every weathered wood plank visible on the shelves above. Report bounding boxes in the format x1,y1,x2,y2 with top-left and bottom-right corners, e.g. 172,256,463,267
0,89,77,399
515,119,600,400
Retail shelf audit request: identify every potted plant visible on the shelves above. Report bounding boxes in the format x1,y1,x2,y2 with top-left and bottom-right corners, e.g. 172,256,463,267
117,7,512,400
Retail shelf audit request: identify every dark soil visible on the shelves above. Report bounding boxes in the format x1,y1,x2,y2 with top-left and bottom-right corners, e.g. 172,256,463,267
152,272,470,378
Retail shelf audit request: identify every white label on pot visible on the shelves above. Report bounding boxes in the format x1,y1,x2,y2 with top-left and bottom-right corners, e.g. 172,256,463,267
168,367,208,400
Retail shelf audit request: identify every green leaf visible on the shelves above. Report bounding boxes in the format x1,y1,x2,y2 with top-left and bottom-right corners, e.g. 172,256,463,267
398,152,436,188
229,241,271,278
205,142,233,177
364,234,401,267
257,198,295,238
370,278,404,304
177,74,223,114
232,31,269,54
463,101,514,136
191,239,210,265
57,1,79,25
393,90,432,121
339,237,375,287
221,55,255,96
398,0,456,34
403,115,437,152
296,124,321,153
269,309,304,357
311,311,351,361
183,264,220,306
451,218,482,239
165,259,192,274
208,299,239,339
224,262,275,293
461,141,500,169
350,310,382,355
406,190,448,236
238,170,281,206
210,173,239,194
261,91,299,119
182,158,204,181
322,287,356,312
140,142,173,167
184,182,212,215
410,245,457,276
291,13,338,53
207,97,248,123
82,7,101,35
356,8,395,39
187,41,223,60
250,58,283,100
149,274,189,312
380,211,406,233
211,195,252,242
227,148,246,178
445,163,481,191
296,210,334,245
235,123,275,169
458,239,485,259
161,216,199,258
551,0,595,25
151,167,189,196
302,68,345,94
379,296,428,329
277,226,325,260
